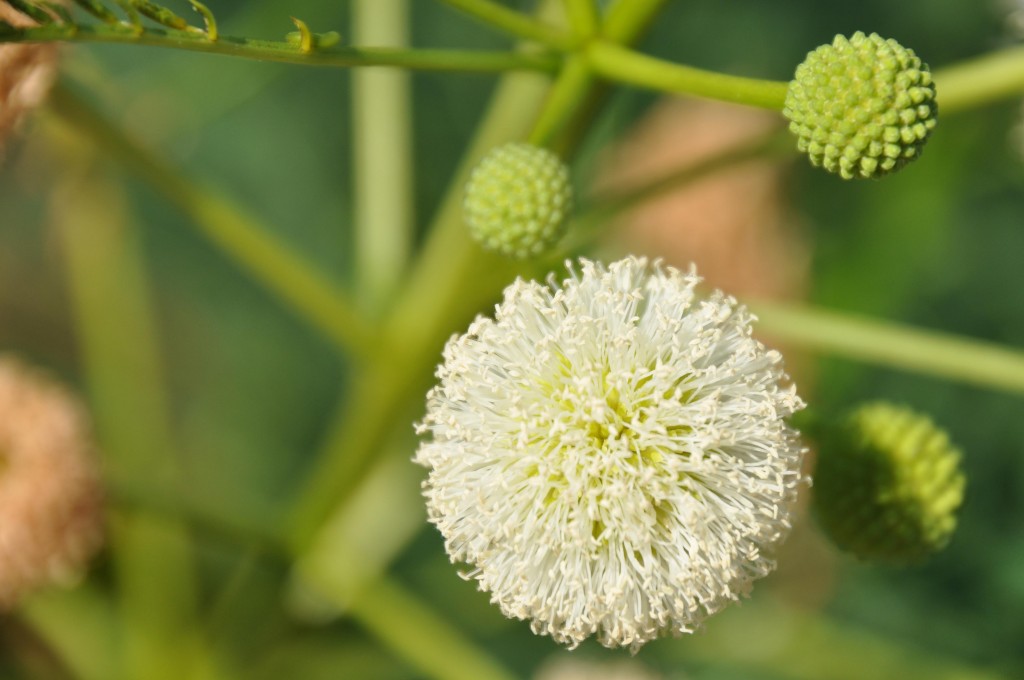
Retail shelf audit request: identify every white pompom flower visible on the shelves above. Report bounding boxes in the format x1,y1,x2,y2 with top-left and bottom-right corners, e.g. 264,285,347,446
415,256,806,651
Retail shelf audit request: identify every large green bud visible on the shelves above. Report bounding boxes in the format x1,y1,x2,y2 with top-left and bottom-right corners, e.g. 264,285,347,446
784,32,938,179
813,402,965,564
464,143,573,259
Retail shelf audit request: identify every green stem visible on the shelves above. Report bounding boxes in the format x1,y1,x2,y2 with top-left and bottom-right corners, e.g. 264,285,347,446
52,152,204,680
528,53,595,146
0,22,559,72
559,126,791,253
46,82,381,360
435,0,575,50
935,44,1024,114
561,0,600,39
352,0,414,311
600,0,669,43
346,578,520,680
750,301,1024,397
586,40,789,109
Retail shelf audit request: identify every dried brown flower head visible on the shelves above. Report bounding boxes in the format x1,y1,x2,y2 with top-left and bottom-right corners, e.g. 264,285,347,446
0,1,59,151
0,355,103,607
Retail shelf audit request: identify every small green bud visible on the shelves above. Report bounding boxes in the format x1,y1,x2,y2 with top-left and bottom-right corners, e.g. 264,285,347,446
464,143,573,259
813,402,965,564
784,32,938,179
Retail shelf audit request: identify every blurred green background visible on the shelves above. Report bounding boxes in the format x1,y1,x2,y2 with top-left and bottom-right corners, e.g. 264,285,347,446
1,0,1023,678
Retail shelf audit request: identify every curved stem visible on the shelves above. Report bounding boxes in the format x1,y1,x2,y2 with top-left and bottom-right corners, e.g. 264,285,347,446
935,44,1024,114
750,301,1024,397
46,82,382,361
436,0,575,50
0,22,559,72
586,39,789,109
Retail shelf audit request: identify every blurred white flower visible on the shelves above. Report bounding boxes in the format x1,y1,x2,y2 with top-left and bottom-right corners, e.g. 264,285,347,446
416,257,805,650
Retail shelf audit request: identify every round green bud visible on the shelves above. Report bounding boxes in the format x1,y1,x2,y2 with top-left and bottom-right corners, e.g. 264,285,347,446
783,32,938,180
464,143,573,259
813,402,965,564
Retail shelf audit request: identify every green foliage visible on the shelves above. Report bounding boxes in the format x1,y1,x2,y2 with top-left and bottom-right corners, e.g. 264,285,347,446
2,0,1024,678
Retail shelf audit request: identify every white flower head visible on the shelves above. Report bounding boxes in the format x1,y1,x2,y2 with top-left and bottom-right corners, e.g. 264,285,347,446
415,256,805,651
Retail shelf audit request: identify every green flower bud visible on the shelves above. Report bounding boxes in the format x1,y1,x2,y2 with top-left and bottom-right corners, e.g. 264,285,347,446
784,32,938,179
813,402,965,564
464,143,573,259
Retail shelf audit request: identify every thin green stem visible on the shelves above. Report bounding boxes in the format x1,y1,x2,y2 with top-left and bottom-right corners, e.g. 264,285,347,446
557,126,791,255
0,22,559,72
935,44,1024,114
586,40,789,109
435,0,575,50
561,0,600,39
750,301,1024,397
600,0,669,43
352,0,414,311
46,82,382,360
347,578,521,680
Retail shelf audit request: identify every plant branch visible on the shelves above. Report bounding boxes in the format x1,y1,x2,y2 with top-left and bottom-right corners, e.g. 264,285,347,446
0,21,559,72
935,44,1024,114
352,0,414,311
751,301,1024,397
586,39,789,109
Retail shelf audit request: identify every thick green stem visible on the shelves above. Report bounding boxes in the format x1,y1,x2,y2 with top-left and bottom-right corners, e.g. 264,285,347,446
586,40,789,109
46,82,381,360
751,301,1024,397
352,0,414,311
528,53,595,146
436,0,575,50
52,150,207,680
935,44,1024,114
0,22,559,71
